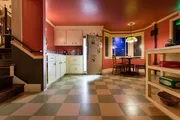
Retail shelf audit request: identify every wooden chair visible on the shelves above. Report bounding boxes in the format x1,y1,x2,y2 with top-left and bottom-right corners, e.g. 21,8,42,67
112,55,126,74
135,64,146,73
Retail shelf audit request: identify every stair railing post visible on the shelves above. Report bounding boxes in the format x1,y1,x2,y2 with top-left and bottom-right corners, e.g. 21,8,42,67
10,64,15,76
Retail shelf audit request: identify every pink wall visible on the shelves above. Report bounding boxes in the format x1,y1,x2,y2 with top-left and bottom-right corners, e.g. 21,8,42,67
102,13,179,69
46,22,56,51
22,0,44,51
144,14,179,64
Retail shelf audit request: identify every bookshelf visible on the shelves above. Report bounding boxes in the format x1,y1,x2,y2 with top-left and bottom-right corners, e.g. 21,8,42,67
146,45,180,120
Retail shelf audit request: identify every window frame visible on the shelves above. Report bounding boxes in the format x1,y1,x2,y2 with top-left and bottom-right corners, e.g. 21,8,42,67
104,32,144,59
169,13,180,40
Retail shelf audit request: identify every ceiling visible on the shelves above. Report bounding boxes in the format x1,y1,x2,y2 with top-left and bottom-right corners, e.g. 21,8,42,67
46,0,179,31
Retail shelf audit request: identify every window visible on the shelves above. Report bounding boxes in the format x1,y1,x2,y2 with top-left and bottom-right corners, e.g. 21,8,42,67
173,19,180,45
112,37,126,56
111,36,142,57
105,36,109,57
104,32,144,59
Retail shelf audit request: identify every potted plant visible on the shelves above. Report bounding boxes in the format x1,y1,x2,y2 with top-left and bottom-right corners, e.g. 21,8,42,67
165,39,176,47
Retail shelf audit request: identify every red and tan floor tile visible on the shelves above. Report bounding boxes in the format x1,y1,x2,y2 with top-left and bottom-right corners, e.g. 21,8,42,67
0,75,172,120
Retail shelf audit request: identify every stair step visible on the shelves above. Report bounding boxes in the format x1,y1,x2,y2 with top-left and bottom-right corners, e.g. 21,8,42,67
0,84,24,103
0,67,10,76
0,48,11,54
0,59,12,66
0,53,11,59
0,76,13,91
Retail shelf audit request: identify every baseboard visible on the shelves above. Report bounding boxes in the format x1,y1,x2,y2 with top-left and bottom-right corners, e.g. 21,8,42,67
24,84,41,92
102,68,147,74
65,73,84,75
13,76,41,92
102,68,113,74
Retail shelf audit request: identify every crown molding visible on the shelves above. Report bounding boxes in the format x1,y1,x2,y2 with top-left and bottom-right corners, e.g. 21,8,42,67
55,26,104,30
157,10,180,24
46,18,55,27
104,11,179,34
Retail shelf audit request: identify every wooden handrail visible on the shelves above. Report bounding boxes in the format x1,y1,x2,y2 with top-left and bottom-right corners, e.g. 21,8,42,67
11,35,42,53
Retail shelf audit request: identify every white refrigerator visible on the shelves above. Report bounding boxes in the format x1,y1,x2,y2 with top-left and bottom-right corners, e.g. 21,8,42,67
83,35,102,75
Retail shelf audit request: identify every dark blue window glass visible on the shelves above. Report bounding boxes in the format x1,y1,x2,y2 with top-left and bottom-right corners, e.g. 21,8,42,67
112,37,126,56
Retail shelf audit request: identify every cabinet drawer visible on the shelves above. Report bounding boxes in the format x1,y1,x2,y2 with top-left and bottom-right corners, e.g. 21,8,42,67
69,56,82,64
69,65,82,73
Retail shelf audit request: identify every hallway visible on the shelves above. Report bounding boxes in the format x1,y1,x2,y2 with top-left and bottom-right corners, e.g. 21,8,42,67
0,75,171,120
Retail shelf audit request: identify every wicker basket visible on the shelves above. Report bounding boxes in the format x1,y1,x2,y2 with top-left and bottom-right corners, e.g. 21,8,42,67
158,91,180,106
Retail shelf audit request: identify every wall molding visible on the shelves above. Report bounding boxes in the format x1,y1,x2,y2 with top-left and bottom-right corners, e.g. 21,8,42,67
46,18,55,27
11,41,43,59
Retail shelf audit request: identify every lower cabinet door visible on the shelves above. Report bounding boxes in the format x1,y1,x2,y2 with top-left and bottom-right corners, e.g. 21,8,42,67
48,61,56,84
69,65,82,73
63,63,66,75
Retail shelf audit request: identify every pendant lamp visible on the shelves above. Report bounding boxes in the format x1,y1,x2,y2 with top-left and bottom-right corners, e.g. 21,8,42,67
126,22,137,43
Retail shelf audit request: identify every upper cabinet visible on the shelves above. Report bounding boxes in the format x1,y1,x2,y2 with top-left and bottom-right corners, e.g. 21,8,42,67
54,30,83,46
54,30,67,46
67,30,83,46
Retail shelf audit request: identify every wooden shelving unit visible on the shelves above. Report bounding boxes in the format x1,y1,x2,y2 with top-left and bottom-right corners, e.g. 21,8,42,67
146,45,180,120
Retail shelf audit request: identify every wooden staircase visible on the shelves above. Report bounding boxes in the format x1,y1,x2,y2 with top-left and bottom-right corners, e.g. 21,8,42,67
0,48,24,103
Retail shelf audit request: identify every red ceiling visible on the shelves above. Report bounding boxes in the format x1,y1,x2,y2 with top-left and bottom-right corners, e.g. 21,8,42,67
46,0,178,31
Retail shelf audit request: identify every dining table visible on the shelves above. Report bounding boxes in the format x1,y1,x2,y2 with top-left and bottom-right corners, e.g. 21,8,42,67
119,56,138,75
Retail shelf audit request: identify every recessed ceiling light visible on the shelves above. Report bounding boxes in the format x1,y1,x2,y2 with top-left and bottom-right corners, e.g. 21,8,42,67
127,22,135,26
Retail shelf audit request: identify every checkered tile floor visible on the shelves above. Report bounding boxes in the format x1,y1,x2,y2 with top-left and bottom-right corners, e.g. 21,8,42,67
0,75,172,120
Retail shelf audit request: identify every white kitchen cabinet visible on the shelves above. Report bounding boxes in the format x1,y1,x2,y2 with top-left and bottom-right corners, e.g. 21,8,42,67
54,30,67,46
55,54,61,79
66,56,83,74
56,54,67,79
60,55,67,76
47,53,66,87
47,54,56,86
54,30,83,46
69,65,82,73
67,30,83,46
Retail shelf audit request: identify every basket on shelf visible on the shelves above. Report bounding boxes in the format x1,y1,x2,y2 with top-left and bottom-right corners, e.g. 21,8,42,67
158,91,180,106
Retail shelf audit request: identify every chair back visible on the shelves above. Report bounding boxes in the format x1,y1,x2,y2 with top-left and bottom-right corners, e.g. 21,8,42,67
112,55,117,66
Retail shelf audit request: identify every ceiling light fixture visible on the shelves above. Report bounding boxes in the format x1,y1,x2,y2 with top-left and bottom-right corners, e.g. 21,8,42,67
126,22,137,43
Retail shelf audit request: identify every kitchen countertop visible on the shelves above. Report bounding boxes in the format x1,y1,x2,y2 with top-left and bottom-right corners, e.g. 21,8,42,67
46,53,83,56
